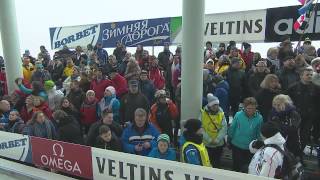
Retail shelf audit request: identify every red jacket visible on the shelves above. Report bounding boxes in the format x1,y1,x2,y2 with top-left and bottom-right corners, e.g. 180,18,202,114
90,79,114,101
80,98,98,125
111,74,128,97
20,102,53,123
0,72,8,95
149,67,165,90
240,51,254,68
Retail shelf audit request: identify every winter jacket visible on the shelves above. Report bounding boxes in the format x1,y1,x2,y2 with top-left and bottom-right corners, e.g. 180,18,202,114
228,110,263,150
67,88,86,111
31,70,51,83
269,107,301,156
79,79,91,93
158,50,173,72
121,123,160,156
18,84,48,100
113,47,126,62
149,67,165,90
62,75,81,95
255,88,280,121
86,121,123,146
215,64,229,75
23,119,57,139
247,72,268,97
201,107,227,148
140,80,156,104
90,79,114,101
124,61,141,81
98,95,120,123
120,92,150,125
80,98,98,126
4,118,25,134
20,102,53,121
61,107,80,124
111,73,128,97
94,134,122,152
47,86,64,111
276,68,300,91
213,80,229,114
248,132,285,178
96,48,108,66
58,116,84,144
47,62,64,82
226,67,246,100
0,111,10,125
149,100,178,139
63,66,74,77
148,147,176,161
240,51,254,71
22,64,34,83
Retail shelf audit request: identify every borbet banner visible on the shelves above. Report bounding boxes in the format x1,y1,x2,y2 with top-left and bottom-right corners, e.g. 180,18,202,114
49,17,171,50
91,147,264,180
265,3,320,42
31,137,93,179
0,131,32,163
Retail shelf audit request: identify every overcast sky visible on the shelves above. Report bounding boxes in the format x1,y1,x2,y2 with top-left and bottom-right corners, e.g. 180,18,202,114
1,0,317,57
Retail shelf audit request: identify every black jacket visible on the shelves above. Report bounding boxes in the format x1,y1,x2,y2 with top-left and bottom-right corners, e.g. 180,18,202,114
58,116,84,145
247,72,268,97
86,121,123,146
94,134,122,152
67,89,86,111
226,67,246,100
276,68,300,91
255,88,280,121
120,92,149,125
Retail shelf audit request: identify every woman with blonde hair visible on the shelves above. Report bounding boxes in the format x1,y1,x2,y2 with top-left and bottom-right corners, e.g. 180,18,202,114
270,94,302,157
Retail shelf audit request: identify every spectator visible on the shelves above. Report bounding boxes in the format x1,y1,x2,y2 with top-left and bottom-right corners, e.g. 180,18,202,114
269,94,301,157
16,79,48,100
276,55,300,91
139,70,156,104
37,45,51,68
148,134,176,161
23,111,57,139
303,45,317,64
248,121,285,178
311,58,320,142
98,86,120,123
85,44,94,58
204,41,214,62
53,110,83,144
20,95,35,123
247,61,270,97
80,90,98,134
79,72,91,93
149,90,178,140
120,80,149,125
226,57,246,116
134,45,144,63
73,46,87,66
113,41,126,62
90,68,113,101
201,94,227,168
87,110,123,146
103,55,119,74
216,43,226,59
278,39,294,67
67,80,85,111
287,67,316,153
22,57,34,83
47,58,64,88
62,65,81,95
124,57,141,81
121,108,159,156
31,61,51,83
215,55,230,75
240,42,254,72
181,118,211,167
266,47,280,73
255,74,281,121
59,97,80,124
94,125,122,152
95,42,108,66
211,75,230,124
148,56,165,90
0,100,11,127
4,110,25,134
294,54,309,73
119,52,131,76
226,41,236,55
228,47,246,70
44,80,64,111
228,97,263,172
109,70,128,97
63,58,76,78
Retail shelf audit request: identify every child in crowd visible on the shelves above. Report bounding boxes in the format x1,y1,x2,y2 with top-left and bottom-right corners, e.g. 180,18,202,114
148,134,176,161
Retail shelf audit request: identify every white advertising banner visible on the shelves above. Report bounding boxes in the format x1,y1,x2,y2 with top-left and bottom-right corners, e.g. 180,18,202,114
92,147,267,180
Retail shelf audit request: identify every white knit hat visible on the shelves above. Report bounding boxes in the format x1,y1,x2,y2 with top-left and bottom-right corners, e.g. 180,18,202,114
105,86,116,95
207,93,219,107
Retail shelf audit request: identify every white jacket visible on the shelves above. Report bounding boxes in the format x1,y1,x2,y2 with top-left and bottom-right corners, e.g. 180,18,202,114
248,132,285,178
47,86,64,110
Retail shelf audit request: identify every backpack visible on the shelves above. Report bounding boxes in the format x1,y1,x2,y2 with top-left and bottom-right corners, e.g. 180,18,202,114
265,144,303,180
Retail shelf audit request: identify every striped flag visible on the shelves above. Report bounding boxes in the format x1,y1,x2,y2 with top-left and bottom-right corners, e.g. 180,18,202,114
294,14,306,30
298,0,313,15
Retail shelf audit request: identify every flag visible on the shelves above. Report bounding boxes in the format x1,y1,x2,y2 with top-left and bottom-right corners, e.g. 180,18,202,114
298,0,306,4
294,14,306,30
298,0,313,15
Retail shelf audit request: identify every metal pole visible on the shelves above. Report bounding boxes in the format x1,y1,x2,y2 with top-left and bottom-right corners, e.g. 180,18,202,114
181,0,205,121
0,0,23,94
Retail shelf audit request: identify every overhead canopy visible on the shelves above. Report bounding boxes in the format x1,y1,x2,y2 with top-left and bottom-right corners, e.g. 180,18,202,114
49,3,320,49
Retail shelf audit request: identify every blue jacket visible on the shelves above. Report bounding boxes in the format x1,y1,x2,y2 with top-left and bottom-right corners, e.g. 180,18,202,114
214,80,229,113
18,84,48,100
96,48,108,66
0,111,10,125
121,123,159,156
148,147,176,161
97,94,120,123
228,110,263,150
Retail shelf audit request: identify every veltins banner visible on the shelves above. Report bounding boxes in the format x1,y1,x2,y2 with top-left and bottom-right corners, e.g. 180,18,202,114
31,137,93,179
91,147,264,180
0,131,32,163
265,3,320,42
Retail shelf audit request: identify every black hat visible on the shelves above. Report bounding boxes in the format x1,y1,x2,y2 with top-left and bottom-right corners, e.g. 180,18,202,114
243,42,251,49
206,41,212,47
261,121,280,138
184,119,202,133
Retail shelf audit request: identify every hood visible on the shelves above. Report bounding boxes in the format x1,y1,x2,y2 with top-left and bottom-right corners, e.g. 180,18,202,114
264,132,286,146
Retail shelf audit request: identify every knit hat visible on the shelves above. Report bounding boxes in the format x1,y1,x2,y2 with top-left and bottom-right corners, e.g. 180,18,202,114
207,93,219,107
261,121,280,138
311,57,320,67
184,119,202,133
105,86,116,95
157,134,170,144
44,80,55,90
